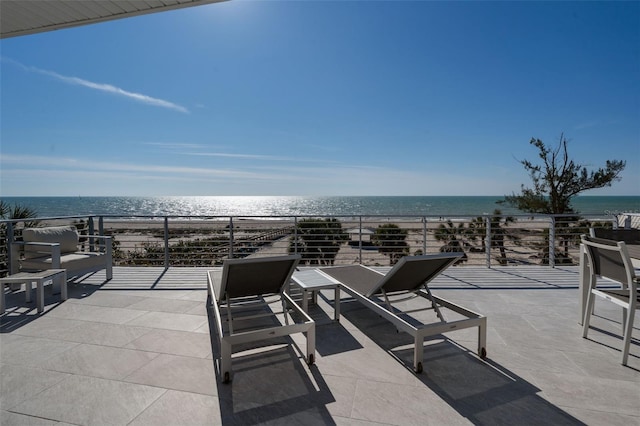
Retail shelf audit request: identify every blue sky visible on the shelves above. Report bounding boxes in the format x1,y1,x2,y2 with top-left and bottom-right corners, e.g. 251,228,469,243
1,0,638,196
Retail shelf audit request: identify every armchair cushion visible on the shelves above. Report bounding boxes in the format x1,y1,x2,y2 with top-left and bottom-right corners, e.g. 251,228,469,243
20,252,107,272
23,226,79,258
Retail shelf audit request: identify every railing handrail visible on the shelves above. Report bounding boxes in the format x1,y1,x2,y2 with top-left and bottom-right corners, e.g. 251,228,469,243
0,212,626,223
2,212,633,275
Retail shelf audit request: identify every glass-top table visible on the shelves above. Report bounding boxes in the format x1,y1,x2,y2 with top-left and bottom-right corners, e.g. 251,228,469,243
291,269,342,321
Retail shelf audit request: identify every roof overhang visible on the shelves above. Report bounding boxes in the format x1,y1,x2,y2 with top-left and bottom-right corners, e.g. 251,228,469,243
1,0,227,39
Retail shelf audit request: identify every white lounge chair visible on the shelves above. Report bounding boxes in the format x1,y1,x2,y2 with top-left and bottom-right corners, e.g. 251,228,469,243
581,235,638,365
207,255,315,383
318,253,487,373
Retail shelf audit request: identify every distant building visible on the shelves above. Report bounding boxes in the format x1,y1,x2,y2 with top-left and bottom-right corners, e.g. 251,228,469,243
346,227,375,245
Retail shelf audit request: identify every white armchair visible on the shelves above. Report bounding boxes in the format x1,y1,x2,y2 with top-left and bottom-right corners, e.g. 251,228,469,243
11,225,112,281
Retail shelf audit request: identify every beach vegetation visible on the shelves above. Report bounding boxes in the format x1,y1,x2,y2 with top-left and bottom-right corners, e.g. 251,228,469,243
373,223,409,265
471,209,521,265
501,134,626,264
0,201,39,226
433,220,471,263
0,201,40,276
127,242,165,266
288,218,348,265
113,237,231,266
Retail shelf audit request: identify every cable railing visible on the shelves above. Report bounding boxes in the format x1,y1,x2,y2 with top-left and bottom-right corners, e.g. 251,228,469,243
1,212,634,276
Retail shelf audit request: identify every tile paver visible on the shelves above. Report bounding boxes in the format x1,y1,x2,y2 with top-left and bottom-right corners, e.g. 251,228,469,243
0,266,638,425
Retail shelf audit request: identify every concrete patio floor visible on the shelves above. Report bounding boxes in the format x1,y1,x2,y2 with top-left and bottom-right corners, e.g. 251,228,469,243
1,266,638,425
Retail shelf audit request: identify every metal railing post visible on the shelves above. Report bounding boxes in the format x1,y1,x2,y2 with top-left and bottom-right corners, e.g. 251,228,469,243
229,217,234,259
293,217,298,255
359,216,363,264
97,216,105,254
549,216,556,268
422,217,427,255
164,217,170,268
485,216,491,268
88,216,95,251
6,221,14,275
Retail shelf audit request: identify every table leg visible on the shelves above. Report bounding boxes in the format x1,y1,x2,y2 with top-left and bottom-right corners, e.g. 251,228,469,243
25,281,32,303
36,279,45,313
1,283,5,314
60,271,68,301
334,286,340,321
52,278,61,295
302,289,309,314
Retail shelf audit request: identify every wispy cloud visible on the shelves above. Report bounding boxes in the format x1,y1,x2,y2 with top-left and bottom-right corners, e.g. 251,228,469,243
0,153,520,196
3,57,189,113
0,154,271,179
574,118,620,131
184,152,291,160
144,143,304,162
181,150,343,164
143,142,207,150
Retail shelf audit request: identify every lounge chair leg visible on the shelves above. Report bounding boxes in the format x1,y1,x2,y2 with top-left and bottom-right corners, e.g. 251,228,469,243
221,340,232,383
582,291,596,338
414,336,424,373
307,323,316,366
478,317,487,359
282,298,290,326
621,308,634,366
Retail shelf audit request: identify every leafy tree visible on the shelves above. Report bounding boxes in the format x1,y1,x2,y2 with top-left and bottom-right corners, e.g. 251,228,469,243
502,134,625,214
288,218,348,265
501,134,625,264
373,223,409,265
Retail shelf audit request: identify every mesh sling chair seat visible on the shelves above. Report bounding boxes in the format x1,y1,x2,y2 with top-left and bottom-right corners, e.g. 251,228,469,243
581,235,639,366
318,253,487,373
207,255,315,383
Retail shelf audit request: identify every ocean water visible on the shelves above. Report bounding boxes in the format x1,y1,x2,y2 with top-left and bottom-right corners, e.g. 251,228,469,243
1,196,639,218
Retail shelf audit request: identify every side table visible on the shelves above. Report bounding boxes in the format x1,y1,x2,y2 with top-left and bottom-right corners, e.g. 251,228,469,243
291,269,341,321
1,269,67,314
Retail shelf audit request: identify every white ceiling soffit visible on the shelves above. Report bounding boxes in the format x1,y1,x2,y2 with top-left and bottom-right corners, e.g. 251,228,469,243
1,0,226,39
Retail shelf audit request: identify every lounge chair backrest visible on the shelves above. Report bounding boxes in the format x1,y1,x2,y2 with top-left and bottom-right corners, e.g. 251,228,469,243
581,235,635,286
370,253,463,297
589,228,640,244
320,265,382,296
220,255,300,299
